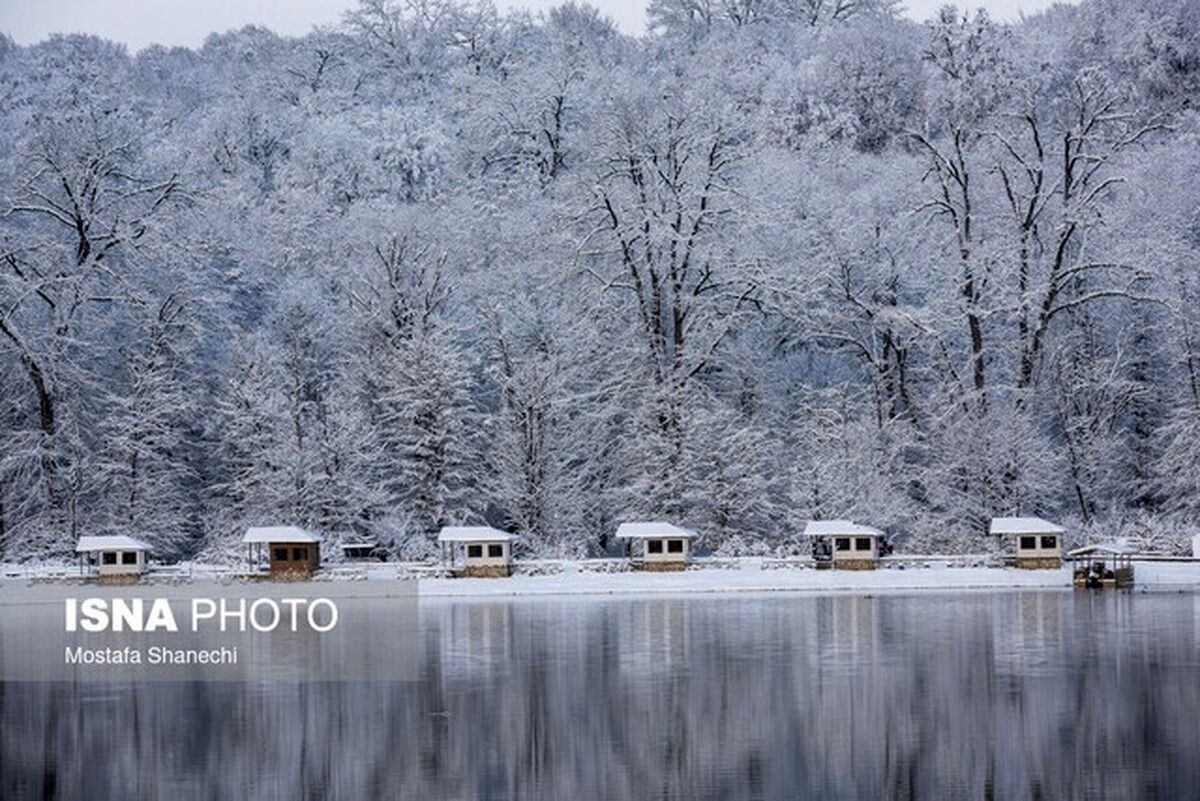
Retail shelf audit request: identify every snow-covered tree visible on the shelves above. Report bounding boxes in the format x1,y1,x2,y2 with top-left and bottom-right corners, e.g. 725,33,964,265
1,0,1198,560
99,293,201,557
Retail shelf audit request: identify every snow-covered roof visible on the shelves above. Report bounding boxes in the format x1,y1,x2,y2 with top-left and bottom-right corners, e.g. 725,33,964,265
804,520,883,538
614,522,697,540
989,517,1065,536
438,526,517,543
1067,540,1135,558
242,526,320,544
75,535,152,553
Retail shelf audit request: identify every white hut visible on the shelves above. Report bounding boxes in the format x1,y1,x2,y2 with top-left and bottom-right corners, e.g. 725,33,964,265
75,535,152,579
990,517,1064,569
615,522,696,571
1193,534,1200,559
438,526,517,577
804,520,883,570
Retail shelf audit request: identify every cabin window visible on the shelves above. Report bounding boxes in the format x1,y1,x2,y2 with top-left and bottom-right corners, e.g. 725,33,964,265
855,537,873,552
102,552,117,565
292,547,308,561
647,540,663,554
667,539,684,554
488,544,503,558
272,548,288,561
835,538,851,552
122,552,138,565
1040,535,1057,550
1019,536,1037,551
467,544,483,558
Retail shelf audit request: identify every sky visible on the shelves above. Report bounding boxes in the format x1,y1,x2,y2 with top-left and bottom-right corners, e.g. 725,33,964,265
1,0,1072,51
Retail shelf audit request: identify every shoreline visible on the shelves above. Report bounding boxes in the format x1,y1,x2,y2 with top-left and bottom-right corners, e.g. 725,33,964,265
4,562,1199,601
415,563,1200,600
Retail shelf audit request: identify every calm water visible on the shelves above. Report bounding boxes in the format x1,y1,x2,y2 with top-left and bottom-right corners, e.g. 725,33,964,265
3,590,1200,800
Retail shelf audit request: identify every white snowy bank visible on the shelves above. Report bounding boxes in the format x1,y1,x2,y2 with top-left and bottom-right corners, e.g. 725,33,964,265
4,559,1199,599
416,561,1200,600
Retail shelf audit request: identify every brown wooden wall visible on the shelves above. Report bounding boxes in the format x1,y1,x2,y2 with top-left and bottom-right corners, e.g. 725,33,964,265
267,541,320,576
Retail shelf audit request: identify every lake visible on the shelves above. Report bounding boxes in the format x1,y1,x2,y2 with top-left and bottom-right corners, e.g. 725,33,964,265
3,590,1199,800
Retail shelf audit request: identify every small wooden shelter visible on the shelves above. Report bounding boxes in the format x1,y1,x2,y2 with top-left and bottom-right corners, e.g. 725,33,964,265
438,526,517,577
804,520,882,570
76,535,152,580
341,541,387,562
990,517,1064,569
1068,542,1135,589
615,522,696,571
243,526,321,579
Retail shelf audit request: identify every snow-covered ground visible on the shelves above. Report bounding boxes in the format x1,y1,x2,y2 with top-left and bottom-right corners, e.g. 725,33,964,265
415,562,1200,599
4,559,1199,599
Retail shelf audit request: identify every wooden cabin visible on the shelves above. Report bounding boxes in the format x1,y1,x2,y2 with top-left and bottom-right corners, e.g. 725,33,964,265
1068,542,1135,589
438,526,517,577
75,535,152,581
990,517,1064,569
804,520,882,570
615,522,696,571
242,526,321,579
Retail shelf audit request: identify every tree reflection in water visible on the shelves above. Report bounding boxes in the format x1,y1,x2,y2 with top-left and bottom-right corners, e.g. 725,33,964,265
3,592,1198,800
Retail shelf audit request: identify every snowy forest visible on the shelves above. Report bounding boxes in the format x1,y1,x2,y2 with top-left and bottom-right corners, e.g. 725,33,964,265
1,0,1199,562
